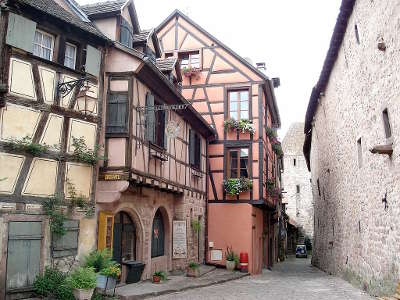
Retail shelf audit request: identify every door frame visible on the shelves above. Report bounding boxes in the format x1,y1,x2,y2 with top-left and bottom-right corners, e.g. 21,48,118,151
0,214,47,299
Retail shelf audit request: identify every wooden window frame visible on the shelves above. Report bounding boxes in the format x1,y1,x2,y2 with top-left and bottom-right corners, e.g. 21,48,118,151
33,29,55,61
227,88,250,121
64,42,77,69
189,129,201,170
178,50,201,69
227,147,250,179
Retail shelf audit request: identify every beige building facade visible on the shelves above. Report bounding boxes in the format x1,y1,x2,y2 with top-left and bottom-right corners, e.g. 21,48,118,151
304,0,400,296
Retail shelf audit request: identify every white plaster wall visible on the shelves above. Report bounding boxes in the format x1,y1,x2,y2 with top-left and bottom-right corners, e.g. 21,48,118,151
310,0,400,296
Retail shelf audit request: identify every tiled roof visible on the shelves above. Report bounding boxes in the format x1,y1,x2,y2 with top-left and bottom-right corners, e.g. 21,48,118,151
81,0,126,16
133,30,151,44
13,0,106,40
282,122,305,155
156,57,177,72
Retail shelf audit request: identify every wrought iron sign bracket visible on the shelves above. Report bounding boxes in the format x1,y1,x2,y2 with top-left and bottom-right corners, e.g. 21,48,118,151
57,76,89,98
136,103,191,112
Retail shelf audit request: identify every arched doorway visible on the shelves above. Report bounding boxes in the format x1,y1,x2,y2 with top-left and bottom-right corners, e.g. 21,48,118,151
113,211,136,264
151,209,165,258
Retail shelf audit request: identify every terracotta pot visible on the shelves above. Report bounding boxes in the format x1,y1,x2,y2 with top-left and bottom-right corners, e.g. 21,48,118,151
226,260,236,271
72,288,94,300
152,275,161,283
187,267,200,277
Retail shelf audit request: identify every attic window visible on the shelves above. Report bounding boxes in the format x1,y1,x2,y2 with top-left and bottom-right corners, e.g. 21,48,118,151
165,52,174,58
120,18,133,48
179,51,200,69
382,108,392,138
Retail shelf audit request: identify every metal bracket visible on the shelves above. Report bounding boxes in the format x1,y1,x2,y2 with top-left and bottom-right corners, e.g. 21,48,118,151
57,76,88,98
137,103,191,112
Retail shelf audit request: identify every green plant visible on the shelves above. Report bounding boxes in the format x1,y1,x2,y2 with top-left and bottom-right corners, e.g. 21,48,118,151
223,177,252,195
66,267,97,290
188,262,200,269
84,249,113,273
272,143,283,157
191,219,201,233
66,181,94,217
100,263,121,279
266,179,275,192
182,66,200,77
224,118,256,134
225,246,236,261
92,291,120,300
266,127,277,139
42,194,67,236
7,136,49,156
71,136,105,165
153,271,167,281
33,267,74,300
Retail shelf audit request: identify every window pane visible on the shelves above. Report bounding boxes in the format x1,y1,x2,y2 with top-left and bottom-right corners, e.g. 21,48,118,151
64,44,76,69
240,110,249,119
43,48,51,60
34,31,41,43
240,100,248,110
240,149,248,157
229,101,238,111
230,112,238,120
240,168,248,178
33,44,41,57
43,35,52,48
240,91,249,101
229,92,238,102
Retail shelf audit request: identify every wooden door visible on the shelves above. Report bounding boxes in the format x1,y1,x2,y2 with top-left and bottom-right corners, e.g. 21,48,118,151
6,221,42,292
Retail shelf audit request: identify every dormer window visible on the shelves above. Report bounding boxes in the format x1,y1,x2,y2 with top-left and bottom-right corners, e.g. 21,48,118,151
33,30,54,61
179,51,200,69
120,18,133,48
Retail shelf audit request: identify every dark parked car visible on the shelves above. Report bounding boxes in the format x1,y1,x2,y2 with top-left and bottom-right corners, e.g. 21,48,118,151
296,244,308,258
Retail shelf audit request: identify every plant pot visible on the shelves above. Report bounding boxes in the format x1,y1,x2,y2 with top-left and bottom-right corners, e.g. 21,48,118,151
96,274,117,290
152,275,161,283
186,267,200,277
226,260,236,271
72,288,94,300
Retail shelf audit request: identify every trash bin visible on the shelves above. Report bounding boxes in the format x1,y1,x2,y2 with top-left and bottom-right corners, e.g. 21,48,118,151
123,261,145,284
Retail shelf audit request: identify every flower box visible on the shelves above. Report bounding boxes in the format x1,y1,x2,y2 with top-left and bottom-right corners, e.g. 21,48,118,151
223,178,252,196
224,118,256,134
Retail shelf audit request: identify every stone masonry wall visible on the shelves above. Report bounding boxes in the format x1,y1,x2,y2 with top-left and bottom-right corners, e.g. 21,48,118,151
310,0,400,296
282,123,314,239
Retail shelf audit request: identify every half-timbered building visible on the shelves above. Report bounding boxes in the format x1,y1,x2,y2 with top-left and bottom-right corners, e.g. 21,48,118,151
0,0,107,298
81,0,215,281
157,10,282,274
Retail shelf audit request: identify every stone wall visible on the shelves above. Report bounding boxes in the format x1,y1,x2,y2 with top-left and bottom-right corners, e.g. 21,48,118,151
282,123,313,239
309,0,400,296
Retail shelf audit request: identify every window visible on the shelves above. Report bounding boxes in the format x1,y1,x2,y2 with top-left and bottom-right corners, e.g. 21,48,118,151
144,93,167,148
354,24,360,44
189,129,201,169
165,52,174,58
317,179,321,197
357,138,362,168
228,148,249,178
293,158,296,166
151,209,165,258
33,30,54,61
112,212,136,263
382,108,392,138
106,93,128,134
228,90,249,120
64,43,77,69
179,51,200,68
154,103,166,148
296,185,300,193
120,18,133,48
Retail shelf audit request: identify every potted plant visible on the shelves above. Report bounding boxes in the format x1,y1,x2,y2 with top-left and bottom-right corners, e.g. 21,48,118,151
225,246,237,271
84,249,113,273
223,177,253,196
97,262,121,290
187,262,200,277
67,267,97,300
152,271,167,284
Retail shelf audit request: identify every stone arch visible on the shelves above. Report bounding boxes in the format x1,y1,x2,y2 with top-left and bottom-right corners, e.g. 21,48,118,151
113,203,145,264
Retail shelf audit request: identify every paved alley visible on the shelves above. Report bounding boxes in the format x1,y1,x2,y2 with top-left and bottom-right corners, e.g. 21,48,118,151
148,257,374,300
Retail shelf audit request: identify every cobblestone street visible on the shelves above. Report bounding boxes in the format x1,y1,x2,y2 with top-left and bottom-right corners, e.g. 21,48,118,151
148,257,374,300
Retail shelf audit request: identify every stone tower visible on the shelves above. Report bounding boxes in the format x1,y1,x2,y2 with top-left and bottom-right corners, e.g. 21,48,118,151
282,123,313,239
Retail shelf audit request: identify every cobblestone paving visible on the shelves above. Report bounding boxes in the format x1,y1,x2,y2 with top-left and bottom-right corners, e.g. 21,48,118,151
148,257,374,300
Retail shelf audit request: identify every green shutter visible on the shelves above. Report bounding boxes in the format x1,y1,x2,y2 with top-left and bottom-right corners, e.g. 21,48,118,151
145,92,155,143
163,110,168,149
6,13,36,53
86,45,101,77
197,137,202,168
189,129,195,165
52,220,79,258
106,93,128,134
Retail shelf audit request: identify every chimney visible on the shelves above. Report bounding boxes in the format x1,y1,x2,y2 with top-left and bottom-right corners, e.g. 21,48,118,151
256,62,266,71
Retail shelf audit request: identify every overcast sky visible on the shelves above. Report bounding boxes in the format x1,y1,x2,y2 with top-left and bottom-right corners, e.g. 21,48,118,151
80,0,341,138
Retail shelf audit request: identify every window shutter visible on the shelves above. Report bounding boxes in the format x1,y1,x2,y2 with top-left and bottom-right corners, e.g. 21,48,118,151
197,136,202,169
120,18,133,48
106,93,128,134
98,211,114,251
189,129,195,165
6,13,36,53
52,220,79,258
85,45,101,77
163,110,168,149
145,92,155,143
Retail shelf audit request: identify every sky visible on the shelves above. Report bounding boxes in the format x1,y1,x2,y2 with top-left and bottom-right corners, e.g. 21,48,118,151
79,0,342,138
